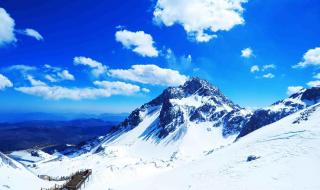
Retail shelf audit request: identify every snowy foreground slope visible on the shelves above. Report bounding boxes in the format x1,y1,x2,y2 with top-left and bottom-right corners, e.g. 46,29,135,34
113,103,320,190
0,152,57,190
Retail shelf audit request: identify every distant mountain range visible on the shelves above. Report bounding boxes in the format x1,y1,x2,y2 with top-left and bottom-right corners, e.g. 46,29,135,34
0,118,120,152
0,112,128,123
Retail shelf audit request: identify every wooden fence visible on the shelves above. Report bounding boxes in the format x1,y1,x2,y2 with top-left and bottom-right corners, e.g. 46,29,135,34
40,169,92,190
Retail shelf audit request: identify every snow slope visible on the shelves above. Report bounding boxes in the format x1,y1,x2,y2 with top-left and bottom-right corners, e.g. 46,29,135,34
115,103,320,190
0,152,57,190
8,150,52,166
29,104,237,189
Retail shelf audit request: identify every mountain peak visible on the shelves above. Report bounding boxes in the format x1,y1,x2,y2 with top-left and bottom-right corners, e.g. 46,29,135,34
289,87,320,103
145,77,222,107
181,77,218,95
111,77,248,142
184,77,211,87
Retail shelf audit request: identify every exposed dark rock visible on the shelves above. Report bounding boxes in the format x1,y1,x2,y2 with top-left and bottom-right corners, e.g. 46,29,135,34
247,155,260,162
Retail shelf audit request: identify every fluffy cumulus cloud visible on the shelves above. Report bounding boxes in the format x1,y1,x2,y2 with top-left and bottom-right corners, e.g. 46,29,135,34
249,64,277,78
0,74,13,90
6,64,74,84
43,64,75,82
287,86,303,95
45,75,57,82
293,47,320,68
58,70,74,81
15,77,145,100
250,65,259,73
241,48,253,58
263,73,275,79
26,75,46,86
23,28,43,41
0,8,43,46
0,8,16,46
307,80,320,88
115,30,159,57
153,0,248,42
109,64,188,86
93,81,143,95
74,56,108,77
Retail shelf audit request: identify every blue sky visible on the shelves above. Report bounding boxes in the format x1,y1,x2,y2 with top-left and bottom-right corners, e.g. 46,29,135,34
0,0,319,113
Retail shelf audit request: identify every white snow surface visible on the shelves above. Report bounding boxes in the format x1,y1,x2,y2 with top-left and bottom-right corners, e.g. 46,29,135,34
8,150,52,165
115,103,320,190
2,103,320,190
170,95,233,112
0,152,57,190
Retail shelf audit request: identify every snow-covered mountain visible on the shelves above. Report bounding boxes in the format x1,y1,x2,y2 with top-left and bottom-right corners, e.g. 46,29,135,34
42,79,320,158
18,101,320,190
238,87,320,138
115,103,320,190
97,78,251,153
2,78,320,190
95,78,320,155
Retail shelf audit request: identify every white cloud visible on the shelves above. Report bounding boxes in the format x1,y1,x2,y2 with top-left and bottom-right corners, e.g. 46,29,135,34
241,48,253,58
193,31,217,42
7,64,74,83
57,70,75,81
142,88,150,93
0,8,16,46
250,65,259,73
6,64,37,73
263,73,275,79
287,86,303,95
26,75,46,86
115,30,159,57
307,80,320,88
15,80,144,100
293,47,320,68
115,25,126,30
249,64,276,76
23,28,43,41
0,8,43,46
73,56,108,77
313,73,320,79
109,64,188,86
45,74,58,82
166,48,192,64
93,81,142,95
44,64,59,71
165,48,194,72
0,74,13,90
262,64,276,70
153,0,248,42
43,64,75,82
